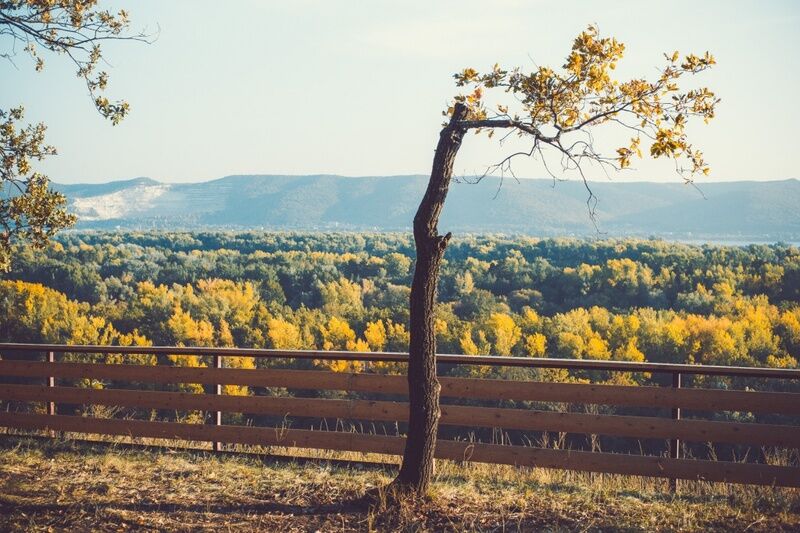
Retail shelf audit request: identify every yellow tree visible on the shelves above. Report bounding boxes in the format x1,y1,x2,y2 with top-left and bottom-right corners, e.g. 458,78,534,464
363,320,388,351
319,317,364,373
398,25,718,494
266,317,304,350
459,328,481,356
524,333,547,357
216,319,255,397
320,278,364,317
484,312,521,356
165,305,213,389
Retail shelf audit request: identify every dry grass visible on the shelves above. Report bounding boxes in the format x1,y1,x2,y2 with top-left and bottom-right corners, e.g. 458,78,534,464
0,436,798,532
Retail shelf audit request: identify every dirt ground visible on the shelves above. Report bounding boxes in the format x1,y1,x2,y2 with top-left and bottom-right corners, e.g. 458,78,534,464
0,437,798,532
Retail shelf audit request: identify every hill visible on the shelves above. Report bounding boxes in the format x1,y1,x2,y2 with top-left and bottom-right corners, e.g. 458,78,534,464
53,175,800,241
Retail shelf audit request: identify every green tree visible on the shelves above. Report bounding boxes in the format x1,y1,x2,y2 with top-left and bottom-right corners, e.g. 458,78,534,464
0,1,146,270
397,25,718,495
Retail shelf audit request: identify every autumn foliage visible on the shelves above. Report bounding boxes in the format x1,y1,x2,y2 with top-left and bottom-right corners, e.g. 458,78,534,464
451,25,718,180
2,233,798,392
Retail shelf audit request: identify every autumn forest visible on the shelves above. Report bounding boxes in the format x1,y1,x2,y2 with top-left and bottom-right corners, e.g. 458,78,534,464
2,232,798,384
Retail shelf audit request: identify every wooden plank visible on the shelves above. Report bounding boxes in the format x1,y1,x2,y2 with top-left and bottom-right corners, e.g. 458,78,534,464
0,411,404,456
0,412,797,487
0,384,409,422
432,440,800,487
439,404,800,448
439,378,800,415
4,342,800,379
0,361,408,395
2,384,799,447
2,360,799,415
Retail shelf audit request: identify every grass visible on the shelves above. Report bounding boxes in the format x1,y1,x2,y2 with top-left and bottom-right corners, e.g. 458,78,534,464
0,436,798,532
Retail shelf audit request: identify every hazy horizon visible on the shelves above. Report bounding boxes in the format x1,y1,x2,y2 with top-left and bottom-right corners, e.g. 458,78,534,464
2,0,798,185
54,174,799,187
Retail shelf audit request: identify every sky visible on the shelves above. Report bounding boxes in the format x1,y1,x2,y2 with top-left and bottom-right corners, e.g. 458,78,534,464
1,0,799,184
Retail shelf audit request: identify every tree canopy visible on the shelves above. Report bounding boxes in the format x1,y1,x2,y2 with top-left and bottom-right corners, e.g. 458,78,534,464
0,0,145,270
451,25,718,207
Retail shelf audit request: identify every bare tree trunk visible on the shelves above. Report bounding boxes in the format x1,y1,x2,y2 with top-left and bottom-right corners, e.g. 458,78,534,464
394,103,468,494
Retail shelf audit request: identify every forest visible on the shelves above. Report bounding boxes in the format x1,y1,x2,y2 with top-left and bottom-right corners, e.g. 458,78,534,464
2,229,800,465
1,231,798,381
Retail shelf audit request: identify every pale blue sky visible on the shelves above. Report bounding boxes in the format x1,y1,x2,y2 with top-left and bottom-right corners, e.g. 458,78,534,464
2,0,798,184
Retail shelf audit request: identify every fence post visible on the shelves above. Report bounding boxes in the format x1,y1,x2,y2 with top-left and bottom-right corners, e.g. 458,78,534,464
212,354,223,452
46,350,57,439
47,351,56,417
669,371,682,493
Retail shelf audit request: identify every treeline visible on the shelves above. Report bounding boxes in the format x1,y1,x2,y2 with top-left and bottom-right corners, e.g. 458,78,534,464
1,232,798,386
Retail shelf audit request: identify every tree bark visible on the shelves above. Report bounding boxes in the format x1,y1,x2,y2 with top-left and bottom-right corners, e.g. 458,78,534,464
394,103,469,494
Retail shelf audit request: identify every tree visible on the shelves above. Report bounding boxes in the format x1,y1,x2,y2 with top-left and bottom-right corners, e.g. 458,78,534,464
395,25,718,495
0,1,146,270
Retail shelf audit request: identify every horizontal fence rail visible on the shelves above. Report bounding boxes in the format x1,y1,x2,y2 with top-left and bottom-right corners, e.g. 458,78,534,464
0,343,799,489
2,343,800,378
2,383,798,448
3,361,799,414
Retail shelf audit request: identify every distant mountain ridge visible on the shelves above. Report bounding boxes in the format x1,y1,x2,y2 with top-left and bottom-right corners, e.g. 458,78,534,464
52,175,800,241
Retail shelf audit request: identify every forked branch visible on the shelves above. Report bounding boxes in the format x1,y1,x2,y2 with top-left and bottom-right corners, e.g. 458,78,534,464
446,24,719,222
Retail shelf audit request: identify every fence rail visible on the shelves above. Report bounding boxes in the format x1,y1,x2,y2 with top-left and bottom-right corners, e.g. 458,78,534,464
0,343,799,489
3,342,800,377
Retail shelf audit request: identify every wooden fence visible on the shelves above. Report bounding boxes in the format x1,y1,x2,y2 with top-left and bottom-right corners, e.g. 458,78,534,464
0,343,799,488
